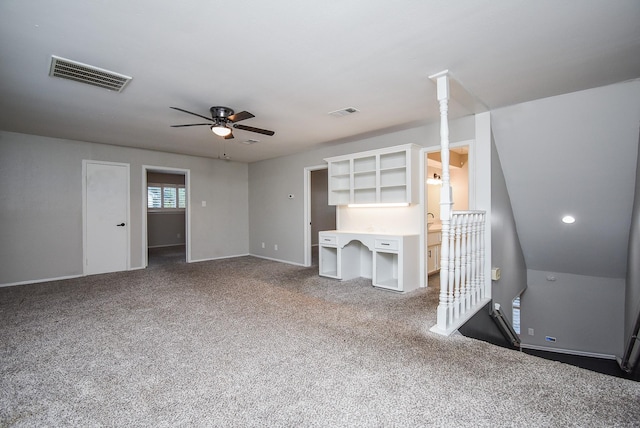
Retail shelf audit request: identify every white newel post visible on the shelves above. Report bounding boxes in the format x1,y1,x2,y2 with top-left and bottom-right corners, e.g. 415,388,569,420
433,72,454,332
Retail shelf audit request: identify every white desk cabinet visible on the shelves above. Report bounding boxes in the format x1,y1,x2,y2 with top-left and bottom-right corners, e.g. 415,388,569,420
319,231,420,293
325,144,420,206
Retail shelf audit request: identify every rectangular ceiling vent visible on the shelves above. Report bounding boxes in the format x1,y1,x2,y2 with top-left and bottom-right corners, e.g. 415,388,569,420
49,55,132,92
240,139,260,145
328,107,359,118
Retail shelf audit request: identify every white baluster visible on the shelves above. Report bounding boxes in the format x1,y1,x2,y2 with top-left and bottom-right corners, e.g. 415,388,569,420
453,215,462,319
478,213,486,301
460,213,469,312
474,213,482,303
470,214,478,307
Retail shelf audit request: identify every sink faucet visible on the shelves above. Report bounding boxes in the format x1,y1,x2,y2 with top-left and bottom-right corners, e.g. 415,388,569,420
427,212,435,219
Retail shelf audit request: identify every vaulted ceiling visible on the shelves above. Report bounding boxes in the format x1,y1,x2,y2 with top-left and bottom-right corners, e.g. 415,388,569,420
1,1,639,163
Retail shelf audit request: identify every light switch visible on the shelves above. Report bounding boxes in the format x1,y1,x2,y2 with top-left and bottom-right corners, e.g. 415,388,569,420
201,201,206,207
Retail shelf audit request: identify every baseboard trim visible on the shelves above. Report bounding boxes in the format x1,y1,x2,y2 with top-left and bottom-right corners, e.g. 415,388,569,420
0,274,83,288
189,253,251,263
148,244,186,249
249,254,306,267
520,343,617,360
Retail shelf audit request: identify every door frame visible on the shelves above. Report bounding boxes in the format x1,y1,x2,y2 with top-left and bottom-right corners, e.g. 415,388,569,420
142,165,191,267
303,164,330,267
419,139,475,287
82,160,131,275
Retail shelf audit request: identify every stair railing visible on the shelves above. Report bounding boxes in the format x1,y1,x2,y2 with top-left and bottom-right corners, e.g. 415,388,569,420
429,71,488,335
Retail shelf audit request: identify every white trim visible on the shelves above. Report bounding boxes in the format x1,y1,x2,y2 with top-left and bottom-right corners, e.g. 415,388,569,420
250,254,307,267
474,113,492,300
189,253,251,263
0,274,84,288
142,165,191,267
303,164,329,267
82,160,131,275
520,344,617,360
148,244,186,249
430,297,491,336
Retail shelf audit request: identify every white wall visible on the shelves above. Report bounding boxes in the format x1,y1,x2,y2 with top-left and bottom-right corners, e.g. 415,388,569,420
0,131,249,285
248,117,476,265
521,270,625,357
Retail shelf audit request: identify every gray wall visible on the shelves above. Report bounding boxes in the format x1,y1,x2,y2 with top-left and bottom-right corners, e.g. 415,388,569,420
522,270,624,357
0,131,249,285
624,130,640,364
490,133,527,322
248,117,476,265
147,213,185,248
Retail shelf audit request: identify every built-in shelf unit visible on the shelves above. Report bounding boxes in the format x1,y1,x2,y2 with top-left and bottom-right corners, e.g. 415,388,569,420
325,144,420,205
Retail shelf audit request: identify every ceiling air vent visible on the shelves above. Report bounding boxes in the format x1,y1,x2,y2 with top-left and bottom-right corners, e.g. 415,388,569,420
328,107,359,118
49,55,132,92
240,139,260,145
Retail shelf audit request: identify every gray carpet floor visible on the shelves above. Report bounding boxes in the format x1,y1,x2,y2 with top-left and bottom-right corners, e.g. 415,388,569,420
1,254,639,427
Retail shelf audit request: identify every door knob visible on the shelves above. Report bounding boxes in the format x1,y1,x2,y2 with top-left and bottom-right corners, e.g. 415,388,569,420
116,223,125,227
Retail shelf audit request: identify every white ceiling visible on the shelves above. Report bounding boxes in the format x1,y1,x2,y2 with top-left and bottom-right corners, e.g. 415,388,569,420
1,1,639,163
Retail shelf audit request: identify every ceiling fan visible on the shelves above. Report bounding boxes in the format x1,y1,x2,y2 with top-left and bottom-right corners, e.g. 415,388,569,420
170,106,275,139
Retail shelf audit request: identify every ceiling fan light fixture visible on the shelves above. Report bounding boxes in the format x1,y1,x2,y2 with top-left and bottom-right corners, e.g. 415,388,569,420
211,124,231,137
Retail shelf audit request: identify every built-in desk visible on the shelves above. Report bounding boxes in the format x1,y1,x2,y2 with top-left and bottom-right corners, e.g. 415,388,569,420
318,230,419,292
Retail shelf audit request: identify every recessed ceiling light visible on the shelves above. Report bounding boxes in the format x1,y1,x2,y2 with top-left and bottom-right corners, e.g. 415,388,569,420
562,215,576,224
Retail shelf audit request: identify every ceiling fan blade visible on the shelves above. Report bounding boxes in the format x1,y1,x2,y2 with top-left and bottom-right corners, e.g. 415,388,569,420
224,131,234,140
233,124,275,136
228,111,255,123
170,106,213,122
170,123,212,127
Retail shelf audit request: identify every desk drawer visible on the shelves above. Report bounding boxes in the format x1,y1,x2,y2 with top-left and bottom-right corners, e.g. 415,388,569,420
319,235,337,245
375,239,398,251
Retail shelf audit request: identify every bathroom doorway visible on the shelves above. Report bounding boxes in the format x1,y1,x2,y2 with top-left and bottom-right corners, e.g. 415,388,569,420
424,145,470,284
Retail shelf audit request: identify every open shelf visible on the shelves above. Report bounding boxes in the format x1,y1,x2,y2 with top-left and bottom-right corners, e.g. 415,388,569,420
353,156,376,173
375,251,399,290
325,144,418,205
319,246,338,277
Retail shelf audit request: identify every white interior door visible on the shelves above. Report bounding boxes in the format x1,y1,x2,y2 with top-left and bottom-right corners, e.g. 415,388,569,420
85,161,130,275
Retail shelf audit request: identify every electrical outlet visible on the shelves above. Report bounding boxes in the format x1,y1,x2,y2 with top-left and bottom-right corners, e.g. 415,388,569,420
274,244,278,251
177,233,180,239
528,328,534,336
261,242,265,249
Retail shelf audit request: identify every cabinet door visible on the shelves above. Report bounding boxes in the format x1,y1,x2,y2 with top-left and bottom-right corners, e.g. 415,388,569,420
427,246,436,274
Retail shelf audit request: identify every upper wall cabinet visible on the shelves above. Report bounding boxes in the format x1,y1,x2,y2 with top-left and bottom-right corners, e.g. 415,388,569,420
325,144,421,206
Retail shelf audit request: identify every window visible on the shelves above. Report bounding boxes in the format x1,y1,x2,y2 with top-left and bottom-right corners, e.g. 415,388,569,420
512,296,521,335
148,183,186,211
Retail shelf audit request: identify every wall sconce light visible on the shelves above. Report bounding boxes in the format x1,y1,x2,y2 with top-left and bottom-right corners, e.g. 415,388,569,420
427,173,442,185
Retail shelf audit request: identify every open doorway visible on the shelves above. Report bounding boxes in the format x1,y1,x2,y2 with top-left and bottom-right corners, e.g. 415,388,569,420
142,166,191,267
304,165,336,267
424,145,470,284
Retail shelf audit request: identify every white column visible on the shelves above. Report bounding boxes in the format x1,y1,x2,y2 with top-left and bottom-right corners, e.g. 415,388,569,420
432,71,454,331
